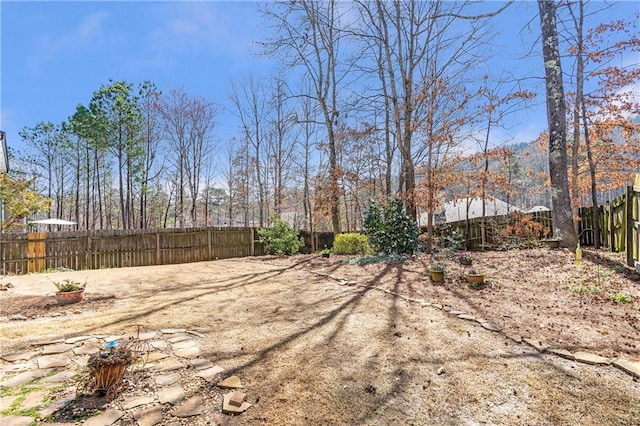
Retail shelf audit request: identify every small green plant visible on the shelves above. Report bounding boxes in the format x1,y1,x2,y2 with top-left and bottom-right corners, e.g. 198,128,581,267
332,233,372,255
257,217,304,256
52,278,86,292
321,247,331,255
430,264,445,273
569,284,602,296
611,292,633,304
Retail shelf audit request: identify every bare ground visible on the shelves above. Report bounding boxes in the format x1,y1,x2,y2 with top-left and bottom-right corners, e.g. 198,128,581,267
1,247,639,425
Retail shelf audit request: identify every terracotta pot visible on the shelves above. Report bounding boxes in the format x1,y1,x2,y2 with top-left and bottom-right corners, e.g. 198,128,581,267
94,363,128,394
55,290,84,305
430,271,444,283
466,274,484,285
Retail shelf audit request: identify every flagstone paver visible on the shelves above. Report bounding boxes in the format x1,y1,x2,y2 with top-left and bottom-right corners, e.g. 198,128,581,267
41,370,76,383
154,358,184,372
196,366,225,382
37,355,70,369
217,375,242,389
170,395,203,417
64,335,93,344
155,373,180,386
161,329,186,334
141,352,168,363
174,347,200,359
158,385,186,405
172,340,198,350
83,409,125,426
2,415,34,426
149,341,168,351
0,395,20,410
0,369,49,387
574,351,611,366
73,344,102,356
133,405,164,426
135,332,157,341
122,395,156,410
41,344,75,355
613,359,640,378
1,351,39,362
166,334,190,344
20,390,47,409
548,347,575,360
38,395,75,418
222,393,251,414
190,358,214,370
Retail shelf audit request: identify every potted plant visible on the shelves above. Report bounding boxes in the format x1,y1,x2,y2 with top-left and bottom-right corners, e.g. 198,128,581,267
321,248,331,258
53,279,86,305
465,269,485,287
86,342,133,399
429,264,445,283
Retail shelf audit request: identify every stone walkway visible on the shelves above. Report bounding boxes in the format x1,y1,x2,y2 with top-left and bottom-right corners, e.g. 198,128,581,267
0,329,249,425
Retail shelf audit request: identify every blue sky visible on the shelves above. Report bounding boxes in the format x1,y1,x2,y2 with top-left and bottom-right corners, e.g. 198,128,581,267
1,1,638,159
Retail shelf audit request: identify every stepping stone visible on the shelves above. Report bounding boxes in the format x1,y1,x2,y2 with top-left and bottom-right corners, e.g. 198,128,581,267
190,358,214,370
134,404,163,426
186,330,206,338
134,332,157,341
170,395,203,417
0,395,20,410
574,351,611,366
166,334,190,344
65,335,93,344
141,352,168,363
73,343,101,356
449,310,465,316
2,361,33,373
229,391,247,407
217,375,243,389
457,314,475,321
0,369,49,387
172,340,198,350
613,359,640,378
20,390,47,409
162,328,186,334
41,344,75,355
122,395,155,409
474,318,488,324
222,392,251,414
74,356,89,367
149,341,168,350
155,373,180,386
174,347,200,359
154,358,184,372
523,338,548,353
37,355,70,369
1,415,33,426
39,395,74,418
196,366,225,382
480,322,501,332
158,385,186,405
548,347,575,360
83,409,124,426
506,334,523,343
2,351,39,362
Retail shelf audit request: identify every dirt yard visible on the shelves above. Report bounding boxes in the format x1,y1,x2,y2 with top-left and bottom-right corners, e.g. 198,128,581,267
1,247,639,425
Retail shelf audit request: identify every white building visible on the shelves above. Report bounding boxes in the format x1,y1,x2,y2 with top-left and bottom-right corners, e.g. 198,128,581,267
443,196,521,223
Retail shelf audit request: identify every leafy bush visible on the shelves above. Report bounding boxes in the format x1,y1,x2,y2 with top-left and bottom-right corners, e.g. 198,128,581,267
257,217,304,256
332,233,372,255
364,199,418,255
53,278,86,292
612,292,633,304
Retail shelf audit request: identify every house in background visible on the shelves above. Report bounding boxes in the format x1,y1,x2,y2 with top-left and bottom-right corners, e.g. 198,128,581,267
443,196,522,223
0,131,8,227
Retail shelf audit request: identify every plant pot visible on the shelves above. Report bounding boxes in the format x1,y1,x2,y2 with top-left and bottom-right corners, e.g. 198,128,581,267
55,289,84,305
466,274,484,285
544,239,561,249
94,362,128,394
430,271,444,283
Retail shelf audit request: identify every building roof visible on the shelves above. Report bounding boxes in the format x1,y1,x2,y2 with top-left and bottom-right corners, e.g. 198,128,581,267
0,131,8,173
443,196,521,223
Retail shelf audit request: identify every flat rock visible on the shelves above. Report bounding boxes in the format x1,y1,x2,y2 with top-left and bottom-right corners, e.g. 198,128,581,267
166,334,190,344
457,314,475,321
20,390,47,409
158,385,186,405
134,331,157,341
149,340,168,350
65,335,93,344
154,358,184,372
74,356,89,367
197,365,225,382
229,391,246,407
9,314,28,321
162,328,186,334
190,358,214,370
222,393,251,414
449,310,465,315
523,338,548,353
42,370,76,384
612,359,640,378
547,347,574,360
217,375,243,389
175,347,200,359
0,395,20,410
83,409,125,426
185,330,205,338
0,369,49,387
172,340,198,350
39,395,74,418
155,373,180,386
122,395,155,410
141,352,168,363
480,322,501,332
37,355,70,369
171,395,203,417
73,343,101,356
2,351,39,362
506,334,523,343
134,404,164,426
1,415,34,426
103,335,124,343
41,343,75,355
574,351,611,366
36,338,64,346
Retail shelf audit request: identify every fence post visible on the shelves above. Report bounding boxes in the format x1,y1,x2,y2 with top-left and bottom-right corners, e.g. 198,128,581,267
208,229,212,260
626,186,633,266
609,201,615,251
156,231,161,265
250,228,255,256
87,236,92,269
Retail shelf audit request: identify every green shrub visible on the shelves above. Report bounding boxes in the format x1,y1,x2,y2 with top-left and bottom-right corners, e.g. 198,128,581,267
257,217,304,256
332,233,372,255
364,199,418,255
612,292,633,304
53,279,86,292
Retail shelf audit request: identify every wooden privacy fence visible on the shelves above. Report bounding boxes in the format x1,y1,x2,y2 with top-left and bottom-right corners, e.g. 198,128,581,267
0,227,266,275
